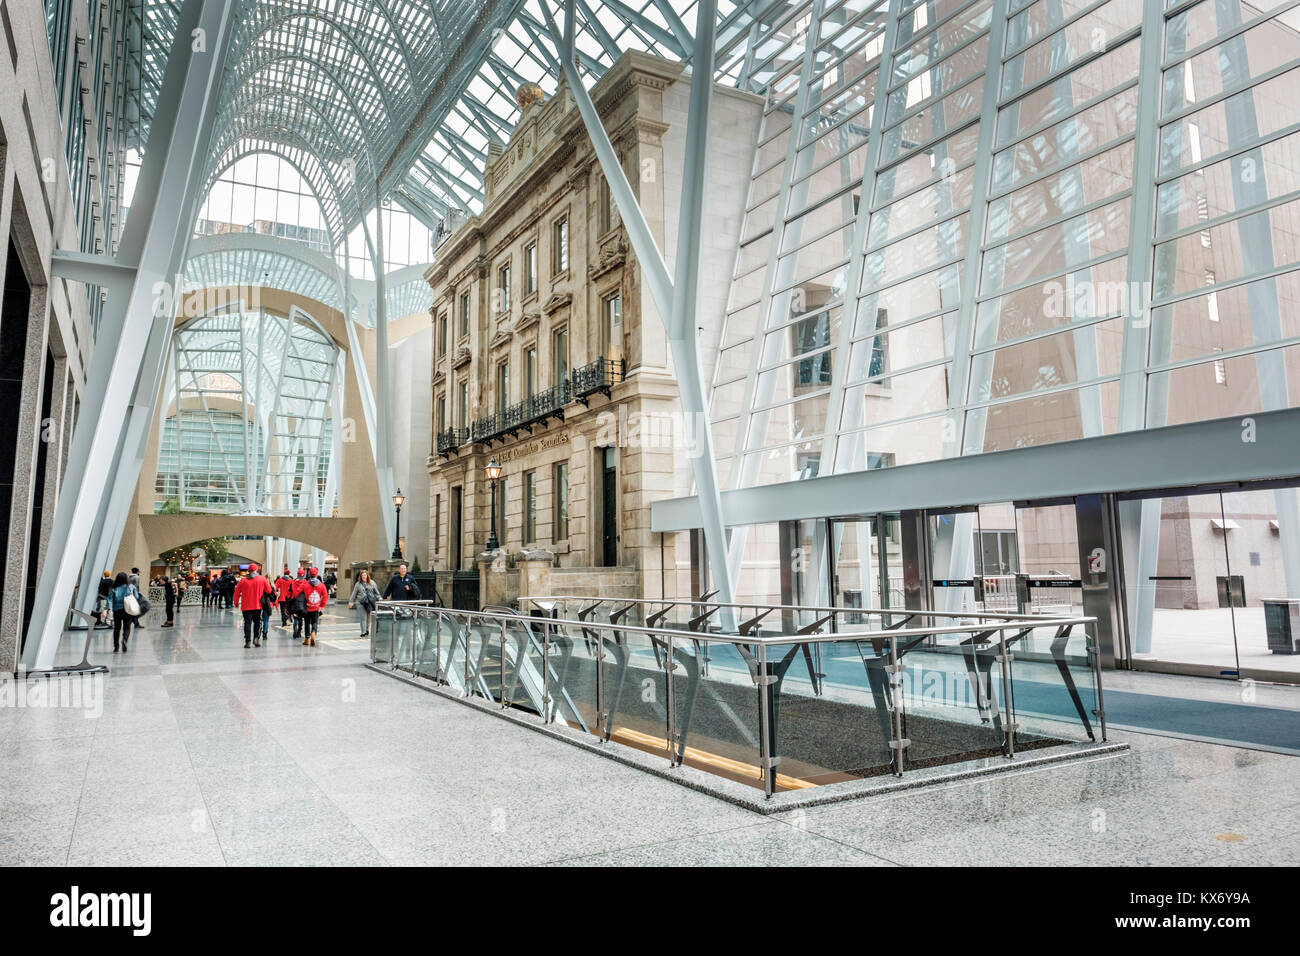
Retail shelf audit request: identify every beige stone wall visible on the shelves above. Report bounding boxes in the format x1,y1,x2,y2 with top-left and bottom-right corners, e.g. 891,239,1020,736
425,52,761,602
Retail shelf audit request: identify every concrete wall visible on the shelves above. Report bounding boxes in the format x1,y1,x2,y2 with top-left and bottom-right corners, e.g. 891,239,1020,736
388,322,432,566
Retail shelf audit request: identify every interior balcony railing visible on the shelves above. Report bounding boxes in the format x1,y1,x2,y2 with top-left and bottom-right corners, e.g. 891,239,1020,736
369,597,1107,798
436,427,469,456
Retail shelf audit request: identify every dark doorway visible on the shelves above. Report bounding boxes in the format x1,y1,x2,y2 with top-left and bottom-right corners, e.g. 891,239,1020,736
600,446,617,567
450,485,463,570
22,346,54,639
1,241,32,647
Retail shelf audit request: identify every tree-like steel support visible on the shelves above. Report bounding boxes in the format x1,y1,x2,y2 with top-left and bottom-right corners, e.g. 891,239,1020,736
23,0,237,671
543,0,735,612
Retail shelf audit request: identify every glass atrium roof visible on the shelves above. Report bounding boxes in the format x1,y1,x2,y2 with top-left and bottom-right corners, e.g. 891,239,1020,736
124,0,788,254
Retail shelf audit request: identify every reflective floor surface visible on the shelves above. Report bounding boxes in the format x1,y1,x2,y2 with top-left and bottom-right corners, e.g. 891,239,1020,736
0,608,1296,866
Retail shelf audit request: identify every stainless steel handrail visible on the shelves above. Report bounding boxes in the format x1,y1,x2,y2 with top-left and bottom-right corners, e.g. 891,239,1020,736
371,600,1104,797
521,594,1079,627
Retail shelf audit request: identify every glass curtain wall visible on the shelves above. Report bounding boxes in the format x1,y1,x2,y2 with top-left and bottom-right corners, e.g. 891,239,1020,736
708,0,1300,674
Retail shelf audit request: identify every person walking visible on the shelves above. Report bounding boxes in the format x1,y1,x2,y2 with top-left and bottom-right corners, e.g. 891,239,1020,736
109,571,141,652
258,569,276,643
161,575,176,628
130,568,145,630
233,563,274,648
348,570,380,637
96,571,114,625
290,567,308,641
324,568,338,598
275,571,294,628
301,567,329,646
200,574,210,608
175,577,186,618
382,563,421,602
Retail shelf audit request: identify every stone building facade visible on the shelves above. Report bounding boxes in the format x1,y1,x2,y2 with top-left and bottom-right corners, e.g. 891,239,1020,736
424,52,761,599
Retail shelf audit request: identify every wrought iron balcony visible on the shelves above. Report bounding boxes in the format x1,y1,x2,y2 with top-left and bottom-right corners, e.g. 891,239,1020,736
570,357,624,405
436,427,469,455
470,413,501,445
467,360,623,446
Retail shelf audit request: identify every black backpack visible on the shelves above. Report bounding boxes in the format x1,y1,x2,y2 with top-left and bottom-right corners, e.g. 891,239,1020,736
258,578,275,613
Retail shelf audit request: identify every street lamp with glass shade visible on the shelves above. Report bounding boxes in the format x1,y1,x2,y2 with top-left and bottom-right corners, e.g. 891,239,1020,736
391,488,405,559
485,458,502,551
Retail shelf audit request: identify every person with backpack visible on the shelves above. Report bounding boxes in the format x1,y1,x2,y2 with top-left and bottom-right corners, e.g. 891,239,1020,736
233,563,274,648
275,571,294,628
300,567,329,646
129,568,145,630
108,571,142,652
290,567,309,641
95,571,113,623
348,570,380,637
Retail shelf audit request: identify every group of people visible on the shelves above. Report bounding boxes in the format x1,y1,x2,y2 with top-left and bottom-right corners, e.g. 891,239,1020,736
94,561,422,651
95,569,146,652
228,565,331,647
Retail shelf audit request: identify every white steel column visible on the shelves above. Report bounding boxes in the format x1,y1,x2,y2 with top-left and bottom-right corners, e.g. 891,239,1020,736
545,0,735,606
24,0,236,670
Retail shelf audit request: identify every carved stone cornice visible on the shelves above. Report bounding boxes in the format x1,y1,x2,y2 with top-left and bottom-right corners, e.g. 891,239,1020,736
608,116,671,151
542,291,572,315
451,345,472,369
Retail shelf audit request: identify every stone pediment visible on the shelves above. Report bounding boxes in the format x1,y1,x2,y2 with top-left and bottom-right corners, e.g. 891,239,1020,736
515,308,541,334
489,322,512,350
433,367,446,386
543,292,572,315
451,345,472,369
589,241,627,281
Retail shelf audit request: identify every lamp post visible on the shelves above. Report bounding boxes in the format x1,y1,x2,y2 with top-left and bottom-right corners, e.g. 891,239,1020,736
391,488,405,559
484,457,502,551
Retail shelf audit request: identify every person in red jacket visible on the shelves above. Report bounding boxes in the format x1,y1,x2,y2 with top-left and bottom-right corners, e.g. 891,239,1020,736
233,564,275,648
301,567,329,647
275,571,294,628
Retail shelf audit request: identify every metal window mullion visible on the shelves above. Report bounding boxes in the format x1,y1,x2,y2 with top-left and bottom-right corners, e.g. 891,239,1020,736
1157,57,1300,126
1116,0,1167,432
1144,333,1300,377
968,310,1125,358
815,0,903,475
987,129,1136,199
1004,0,1123,57
984,186,1135,249
867,156,978,212
1160,0,1300,70
1155,119,1300,185
865,204,972,255
967,371,1122,411
938,0,1011,459
729,0,830,500
1151,259,1300,310
973,247,1129,301
1156,186,1300,244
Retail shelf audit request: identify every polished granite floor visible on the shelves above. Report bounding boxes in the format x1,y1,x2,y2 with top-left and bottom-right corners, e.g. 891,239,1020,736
1,607,1297,866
